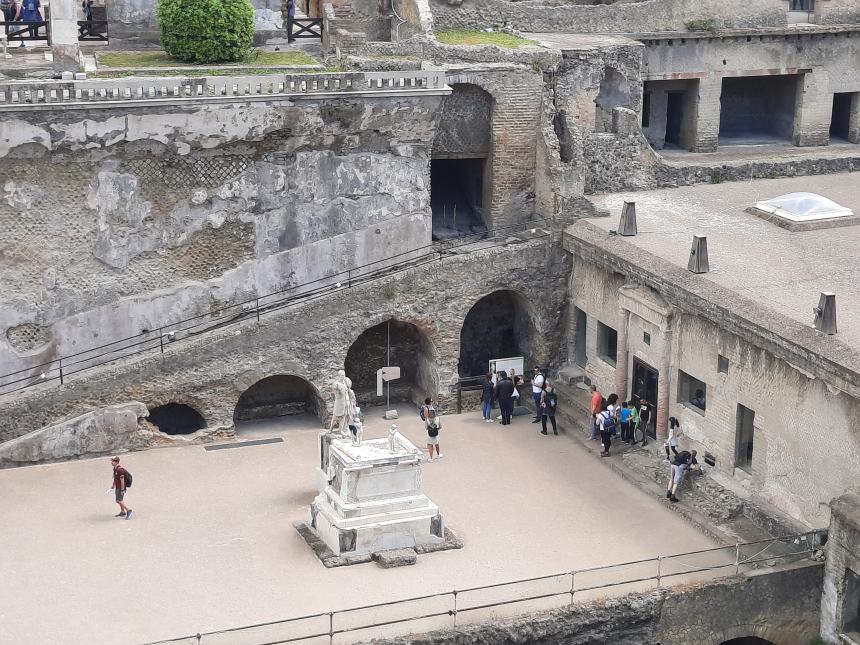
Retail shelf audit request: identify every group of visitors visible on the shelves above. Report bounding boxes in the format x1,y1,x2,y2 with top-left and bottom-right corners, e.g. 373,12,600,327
589,385,652,457
479,366,559,435
1,0,42,46
589,384,700,501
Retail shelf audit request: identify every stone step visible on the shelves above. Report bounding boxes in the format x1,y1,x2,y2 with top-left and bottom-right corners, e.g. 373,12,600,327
556,364,586,385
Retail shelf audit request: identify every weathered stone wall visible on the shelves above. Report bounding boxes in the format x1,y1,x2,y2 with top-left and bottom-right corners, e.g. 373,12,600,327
565,223,860,527
817,0,860,26
0,235,569,445
360,563,823,645
821,492,860,643
429,0,788,34
0,94,442,383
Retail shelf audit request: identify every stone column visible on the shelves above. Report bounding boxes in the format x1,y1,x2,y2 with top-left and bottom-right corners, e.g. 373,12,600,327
848,92,860,144
49,0,83,74
687,75,722,153
614,308,630,402
655,328,671,441
793,69,832,147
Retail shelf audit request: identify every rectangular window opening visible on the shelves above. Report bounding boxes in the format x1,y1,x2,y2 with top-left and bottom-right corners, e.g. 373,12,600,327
735,404,756,472
678,370,707,413
718,354,729,374
643,331,651,345
574,307,588,367
597,321,617,367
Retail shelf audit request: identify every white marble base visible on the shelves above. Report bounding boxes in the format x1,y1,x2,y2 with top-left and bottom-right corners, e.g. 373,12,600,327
309,434,445,557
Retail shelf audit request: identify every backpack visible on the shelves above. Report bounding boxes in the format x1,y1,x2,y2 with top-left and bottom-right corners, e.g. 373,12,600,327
428,424,439,437
673,451,691,466
123,469,133,488
601,410,616,434
418,406,426,421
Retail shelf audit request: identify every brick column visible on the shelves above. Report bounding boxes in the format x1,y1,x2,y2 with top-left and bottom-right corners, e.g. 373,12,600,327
793,69,831,147
655,329,671,441
49,0,82,73
848,92,860,144
614,308,630,402
687,75,722,153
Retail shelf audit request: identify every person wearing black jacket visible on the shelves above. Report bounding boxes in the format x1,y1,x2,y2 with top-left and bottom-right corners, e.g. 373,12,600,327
480,373,495,422
494,371,515,425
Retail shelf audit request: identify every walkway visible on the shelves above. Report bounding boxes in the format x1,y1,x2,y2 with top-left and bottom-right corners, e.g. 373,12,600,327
0,407,718,645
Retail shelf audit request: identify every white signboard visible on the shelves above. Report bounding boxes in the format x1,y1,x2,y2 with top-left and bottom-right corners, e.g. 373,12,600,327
489,356,524,383
376,366,401,396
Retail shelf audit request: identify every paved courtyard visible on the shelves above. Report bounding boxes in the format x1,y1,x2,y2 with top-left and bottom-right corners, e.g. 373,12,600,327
0,408,718,645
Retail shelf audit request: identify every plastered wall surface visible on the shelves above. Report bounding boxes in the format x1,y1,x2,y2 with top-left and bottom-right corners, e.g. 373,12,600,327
0,96,442,380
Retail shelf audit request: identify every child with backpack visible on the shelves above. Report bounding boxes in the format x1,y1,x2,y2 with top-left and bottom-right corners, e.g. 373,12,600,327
539,380,558,435
598,393,619,456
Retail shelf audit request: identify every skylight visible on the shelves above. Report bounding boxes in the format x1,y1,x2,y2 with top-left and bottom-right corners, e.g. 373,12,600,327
751,192,853,222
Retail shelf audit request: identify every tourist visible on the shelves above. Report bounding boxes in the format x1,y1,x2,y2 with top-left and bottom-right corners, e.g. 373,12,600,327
664,416,682,461
619,401,631,443
666,449,699,503
424,402,443,461
109,456,132,519
691,389,706,411
4,0,21,42
628,399,640,443
637,398,651,446
531,366,544,423
589,384,602,440
494,370,514,425
539,379,558,435
598,394,618,456
510,368,521,412
79,0,93,37
480,373,494,422
286,0,295,43
19,0,40,40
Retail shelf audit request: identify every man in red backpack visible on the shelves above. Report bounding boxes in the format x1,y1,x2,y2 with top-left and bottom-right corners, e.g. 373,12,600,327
109,456,132,520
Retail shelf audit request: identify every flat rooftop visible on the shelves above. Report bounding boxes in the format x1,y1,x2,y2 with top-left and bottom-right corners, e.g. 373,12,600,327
0,409,717,645
586,172,860,364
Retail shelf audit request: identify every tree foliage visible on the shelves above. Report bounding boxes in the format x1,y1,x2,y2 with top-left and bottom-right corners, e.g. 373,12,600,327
157,0,255,64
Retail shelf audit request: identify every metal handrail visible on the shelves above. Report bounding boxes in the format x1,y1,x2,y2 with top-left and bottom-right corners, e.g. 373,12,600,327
139,530,825,645
0,220,550,397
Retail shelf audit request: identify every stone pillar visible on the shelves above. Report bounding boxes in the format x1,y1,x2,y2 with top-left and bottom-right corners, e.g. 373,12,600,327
655,328,671,441
848,92,860,144
793,69,832,147
614,308,630,402
820,492,860,643
687,75,722,153
49,0,82,74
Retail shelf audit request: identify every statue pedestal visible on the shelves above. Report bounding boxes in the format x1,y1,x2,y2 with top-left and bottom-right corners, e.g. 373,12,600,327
309,435,445,557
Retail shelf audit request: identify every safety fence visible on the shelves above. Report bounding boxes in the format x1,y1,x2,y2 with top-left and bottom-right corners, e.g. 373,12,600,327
141,530,825,645
0,69,449,108
0,220,549,398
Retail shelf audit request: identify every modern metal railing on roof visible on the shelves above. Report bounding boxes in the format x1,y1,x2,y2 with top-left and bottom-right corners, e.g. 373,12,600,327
0,70,450,109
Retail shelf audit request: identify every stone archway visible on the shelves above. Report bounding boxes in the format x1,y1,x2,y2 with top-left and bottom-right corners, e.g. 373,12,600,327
233,375,324,424
458,289,540,377
344,319,439,408
148,403,206,435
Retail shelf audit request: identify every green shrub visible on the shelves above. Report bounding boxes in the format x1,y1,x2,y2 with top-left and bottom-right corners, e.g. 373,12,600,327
685,18,717,32
157,0,255,64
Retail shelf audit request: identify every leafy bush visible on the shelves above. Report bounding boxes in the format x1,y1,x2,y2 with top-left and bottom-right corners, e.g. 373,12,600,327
685,18,717,32
157,0,255,64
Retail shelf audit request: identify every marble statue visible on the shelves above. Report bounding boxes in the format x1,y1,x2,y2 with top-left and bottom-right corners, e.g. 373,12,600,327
349,416,363,446
330,370,351,435
388,424,404,453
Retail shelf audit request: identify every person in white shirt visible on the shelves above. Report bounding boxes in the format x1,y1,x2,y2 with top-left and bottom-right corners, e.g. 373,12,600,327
664,416,682,461
599,393,619,456
531,366,545,423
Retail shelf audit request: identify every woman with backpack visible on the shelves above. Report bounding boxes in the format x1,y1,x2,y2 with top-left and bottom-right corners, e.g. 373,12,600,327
423,398,443,462
539,380,558,435
598,393,619,456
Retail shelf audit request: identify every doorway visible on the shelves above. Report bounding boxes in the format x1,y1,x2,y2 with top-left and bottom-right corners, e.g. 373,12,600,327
574,308,588,367
430,158,487,239
735,404,756,472
665,92,683,147
632,358,658,439
831,93,854,141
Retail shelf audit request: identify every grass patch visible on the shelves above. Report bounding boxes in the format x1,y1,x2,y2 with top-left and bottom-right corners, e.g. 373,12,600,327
92,68,298,78
435,29,534,48
98,49,319,69
685,18,717,32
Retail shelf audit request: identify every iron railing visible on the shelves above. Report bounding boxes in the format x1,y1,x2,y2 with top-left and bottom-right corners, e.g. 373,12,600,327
139,530,825,645
292,18,322,40
0,221,550,398
0,19,48,41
